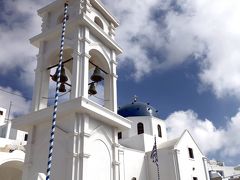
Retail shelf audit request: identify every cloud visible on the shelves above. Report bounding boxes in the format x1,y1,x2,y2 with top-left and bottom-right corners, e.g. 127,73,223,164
0,86,31,118
165,109,240,164
0,0,48,84
2,0,240,100
103,0,240,100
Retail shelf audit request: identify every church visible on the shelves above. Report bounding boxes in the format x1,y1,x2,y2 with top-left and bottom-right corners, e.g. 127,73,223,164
0,0,240,180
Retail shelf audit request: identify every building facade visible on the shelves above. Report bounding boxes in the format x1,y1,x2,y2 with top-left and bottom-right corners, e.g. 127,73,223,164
0,0,239,180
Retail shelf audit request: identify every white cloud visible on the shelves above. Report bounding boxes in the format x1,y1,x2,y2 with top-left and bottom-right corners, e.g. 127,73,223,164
0,86,31,118
104,0,240,100
166,109,240,164
0,0,48,83
2,0,240,100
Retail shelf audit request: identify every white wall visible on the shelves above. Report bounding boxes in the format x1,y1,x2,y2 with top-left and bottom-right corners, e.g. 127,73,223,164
119,147,147,180
0,107,7,125
147,149,177,180
176,131,208,180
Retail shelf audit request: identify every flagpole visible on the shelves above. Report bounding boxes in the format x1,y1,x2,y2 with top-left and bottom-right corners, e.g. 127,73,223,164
151,136,160,180
155,136,160,180
156,162,160,180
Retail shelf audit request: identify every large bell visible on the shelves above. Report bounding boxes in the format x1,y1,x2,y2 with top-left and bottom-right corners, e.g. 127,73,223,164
59,83,66,92
52,65,68,83
88,83,97,95
90,67,104,82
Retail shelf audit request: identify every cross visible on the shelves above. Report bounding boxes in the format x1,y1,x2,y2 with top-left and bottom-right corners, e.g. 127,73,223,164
133,95,138,102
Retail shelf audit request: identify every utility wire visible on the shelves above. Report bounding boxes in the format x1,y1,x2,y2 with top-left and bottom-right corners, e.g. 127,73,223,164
0,87,29,99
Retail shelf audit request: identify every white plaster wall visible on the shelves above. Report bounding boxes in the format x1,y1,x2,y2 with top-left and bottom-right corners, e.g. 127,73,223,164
208,164,240,177
122,116,153,138
0,107,7,125
86,117,114,180
119,147,147,180
147,149,177,180
45,2,76,31
23,115,73,180
89,8,110,34
176,132,207,180
88,33,111,60
119,134,157,152
151,117,167,142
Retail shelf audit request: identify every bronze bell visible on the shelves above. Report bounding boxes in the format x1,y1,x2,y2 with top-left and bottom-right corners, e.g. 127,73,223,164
52,65,68,83
59,83,66,92
88,83,97,95
90,67,104,82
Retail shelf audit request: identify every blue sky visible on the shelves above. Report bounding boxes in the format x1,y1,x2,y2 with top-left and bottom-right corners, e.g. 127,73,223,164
1,0,240,166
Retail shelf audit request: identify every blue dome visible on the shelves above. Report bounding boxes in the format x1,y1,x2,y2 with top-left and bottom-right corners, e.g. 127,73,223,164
118,102,159,118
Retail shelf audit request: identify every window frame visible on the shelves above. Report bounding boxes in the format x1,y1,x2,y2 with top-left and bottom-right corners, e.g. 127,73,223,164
188,147,194,159
137,122,144,135
157,124,162,137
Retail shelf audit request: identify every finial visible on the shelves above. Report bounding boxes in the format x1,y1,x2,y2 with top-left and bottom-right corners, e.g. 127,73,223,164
133,95,138,103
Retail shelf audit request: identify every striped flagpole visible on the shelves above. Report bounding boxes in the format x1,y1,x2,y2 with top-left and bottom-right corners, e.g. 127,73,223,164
46,2,69,180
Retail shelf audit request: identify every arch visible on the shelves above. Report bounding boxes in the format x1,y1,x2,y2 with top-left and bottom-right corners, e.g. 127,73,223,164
94,16,104,29
88,48,110,74
137,122,144,135
88,126,112,180
157,124,162,137
0,159,24,180
132,177,137,180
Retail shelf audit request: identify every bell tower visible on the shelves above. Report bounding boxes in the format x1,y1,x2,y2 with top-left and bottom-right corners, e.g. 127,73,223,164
13,0,131,180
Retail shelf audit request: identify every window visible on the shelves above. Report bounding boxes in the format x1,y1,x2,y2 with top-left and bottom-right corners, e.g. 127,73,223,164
157,125,162,137
0,111,3,115
193,177,198,180
94,17,104,29
188,148,194,159
118,132,122,139
137,123,144,134
24,134,28,141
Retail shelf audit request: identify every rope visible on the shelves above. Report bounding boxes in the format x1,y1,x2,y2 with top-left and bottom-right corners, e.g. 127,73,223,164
46,3,69,180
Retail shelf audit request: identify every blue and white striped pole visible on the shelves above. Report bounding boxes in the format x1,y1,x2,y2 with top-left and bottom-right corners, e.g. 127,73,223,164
46,2,69,180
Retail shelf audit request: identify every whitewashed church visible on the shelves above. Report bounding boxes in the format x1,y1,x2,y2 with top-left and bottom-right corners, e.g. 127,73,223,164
0,0,240,180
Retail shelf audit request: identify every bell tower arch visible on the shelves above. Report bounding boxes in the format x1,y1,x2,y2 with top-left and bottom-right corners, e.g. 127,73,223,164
13,0,131,180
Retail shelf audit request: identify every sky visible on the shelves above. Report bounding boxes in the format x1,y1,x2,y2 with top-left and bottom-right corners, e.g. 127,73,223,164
0,0,240,166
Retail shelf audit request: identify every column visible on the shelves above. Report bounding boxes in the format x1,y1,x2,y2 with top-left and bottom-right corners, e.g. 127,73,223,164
70,27,90,99
112,128,120,180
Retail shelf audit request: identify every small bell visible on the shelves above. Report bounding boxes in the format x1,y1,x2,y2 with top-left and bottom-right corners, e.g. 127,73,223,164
88,83,97,95
59,83,66,92
52,65,68,83
90,67,104,82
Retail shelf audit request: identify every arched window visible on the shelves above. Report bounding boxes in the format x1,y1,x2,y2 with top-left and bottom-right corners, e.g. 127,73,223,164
158,125,162,137
94,16,104,29
137,123,144,134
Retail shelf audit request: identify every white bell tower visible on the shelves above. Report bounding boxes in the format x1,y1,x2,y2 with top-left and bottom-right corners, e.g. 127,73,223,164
13,0,131,180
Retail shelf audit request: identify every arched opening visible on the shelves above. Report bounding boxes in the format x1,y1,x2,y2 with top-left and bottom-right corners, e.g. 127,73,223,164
0,160,23,180
137,122,144,135
88,49,110,108
157,125,162,138
87,140,111,180
132,177,137,180
47,48,73,106
94,17,104,29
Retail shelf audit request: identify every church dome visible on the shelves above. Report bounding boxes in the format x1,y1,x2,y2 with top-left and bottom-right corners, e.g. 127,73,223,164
118,101,159,118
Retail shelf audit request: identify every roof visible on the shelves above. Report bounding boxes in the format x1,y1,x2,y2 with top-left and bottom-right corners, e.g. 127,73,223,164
118,101,159,118
157,138,180,150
